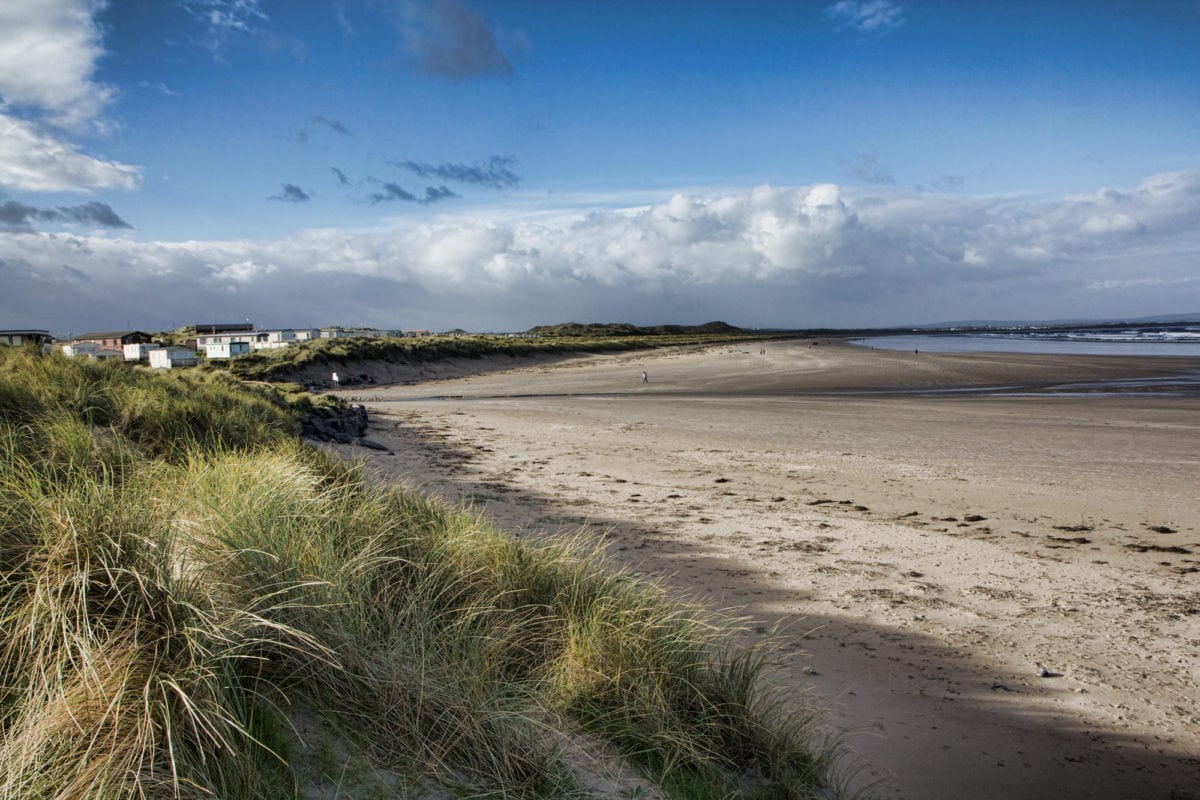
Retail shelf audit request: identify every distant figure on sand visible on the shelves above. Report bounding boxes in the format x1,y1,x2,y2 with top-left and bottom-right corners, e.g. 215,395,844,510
331,371,339,389
642,370,648,384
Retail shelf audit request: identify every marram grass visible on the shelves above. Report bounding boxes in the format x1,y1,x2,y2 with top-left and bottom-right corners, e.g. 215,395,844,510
0,346,851,799
220,328,802,383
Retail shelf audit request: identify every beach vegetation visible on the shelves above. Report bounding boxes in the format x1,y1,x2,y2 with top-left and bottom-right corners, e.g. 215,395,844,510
214,324,802,383
0,346,845,799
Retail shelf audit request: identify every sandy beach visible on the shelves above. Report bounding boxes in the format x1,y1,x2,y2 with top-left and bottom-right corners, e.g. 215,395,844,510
330,341,1200,799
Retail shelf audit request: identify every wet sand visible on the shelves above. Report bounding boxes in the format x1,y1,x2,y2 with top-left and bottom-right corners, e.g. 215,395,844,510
332,341,1200,799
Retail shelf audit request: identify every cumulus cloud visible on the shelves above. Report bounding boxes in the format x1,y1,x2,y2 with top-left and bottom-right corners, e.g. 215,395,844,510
398,155,520,189
0,0,113,127
0,115,142,192
269,183,313,203
399,0,515,79
825,0,904,34
4,171,1197,333
0,1,142,193
210,258,276,285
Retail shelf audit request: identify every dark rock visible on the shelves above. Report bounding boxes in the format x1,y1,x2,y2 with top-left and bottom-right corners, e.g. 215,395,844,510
346,404,369,436
299,403,370,443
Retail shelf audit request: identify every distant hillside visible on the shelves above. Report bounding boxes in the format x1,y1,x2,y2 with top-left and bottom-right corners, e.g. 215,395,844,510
528,320,742,337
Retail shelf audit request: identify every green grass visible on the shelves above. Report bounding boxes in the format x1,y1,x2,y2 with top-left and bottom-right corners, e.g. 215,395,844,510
0,346,848,799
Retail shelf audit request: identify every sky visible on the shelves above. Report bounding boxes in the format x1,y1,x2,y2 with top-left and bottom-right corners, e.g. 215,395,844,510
1,0,1198,336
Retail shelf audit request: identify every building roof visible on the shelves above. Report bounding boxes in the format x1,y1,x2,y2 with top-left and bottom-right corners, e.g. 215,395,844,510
74,330,152,340
190,323,254,333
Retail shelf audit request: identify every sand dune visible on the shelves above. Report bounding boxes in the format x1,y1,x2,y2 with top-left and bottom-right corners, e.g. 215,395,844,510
334,341,1200,799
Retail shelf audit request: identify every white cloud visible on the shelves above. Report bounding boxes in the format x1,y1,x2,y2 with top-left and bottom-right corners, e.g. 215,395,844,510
825,1,905,34
0,0,142,193
0,114,141,192
3,172,1198,333
0,0,112,127
184,0,267,32
1080,213,1143,235
961,247,987,266
180,0,266,41
211,258,276,284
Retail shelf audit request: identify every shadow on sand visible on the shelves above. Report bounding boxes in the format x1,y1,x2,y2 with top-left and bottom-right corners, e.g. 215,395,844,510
356,414,1198,800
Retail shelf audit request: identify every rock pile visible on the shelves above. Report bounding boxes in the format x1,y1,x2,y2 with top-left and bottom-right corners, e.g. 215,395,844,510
299,404,391,452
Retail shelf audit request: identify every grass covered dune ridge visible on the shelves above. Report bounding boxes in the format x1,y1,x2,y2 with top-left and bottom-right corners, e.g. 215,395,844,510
218,322,793,383
0,346,847,799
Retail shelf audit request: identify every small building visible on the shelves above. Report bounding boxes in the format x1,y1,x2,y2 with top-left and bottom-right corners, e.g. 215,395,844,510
195,329,306,352
196,332,251,348
149,347,199,370
205,341,251,359
63,342,123,360
1,329,54,348
191,323,254,335
320,326,388,339
62,341,100,358
249,329,298,351
73,331,154,349
123,342,162,361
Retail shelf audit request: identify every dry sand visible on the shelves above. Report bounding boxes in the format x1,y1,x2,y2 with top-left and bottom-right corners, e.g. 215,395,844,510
330,340,1200,799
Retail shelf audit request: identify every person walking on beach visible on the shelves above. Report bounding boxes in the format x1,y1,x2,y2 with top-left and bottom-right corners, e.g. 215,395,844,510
641,370,648,384
331,371,339,389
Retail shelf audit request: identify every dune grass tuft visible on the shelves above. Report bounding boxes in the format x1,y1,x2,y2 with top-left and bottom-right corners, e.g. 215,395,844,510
0,346,848,799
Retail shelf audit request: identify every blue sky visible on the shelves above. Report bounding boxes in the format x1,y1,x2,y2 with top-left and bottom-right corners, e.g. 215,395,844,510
2,0,1198,335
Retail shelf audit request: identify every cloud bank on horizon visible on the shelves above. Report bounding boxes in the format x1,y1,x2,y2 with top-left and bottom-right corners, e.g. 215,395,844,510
5,172,1198,333
1,0,1198,334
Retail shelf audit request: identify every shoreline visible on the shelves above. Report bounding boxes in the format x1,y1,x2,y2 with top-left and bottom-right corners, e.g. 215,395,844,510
343,338,1200,400
328,342,1200,799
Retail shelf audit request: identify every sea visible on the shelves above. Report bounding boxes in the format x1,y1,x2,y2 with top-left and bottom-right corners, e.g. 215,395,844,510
852,325,1200,358
849,324,1200,396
